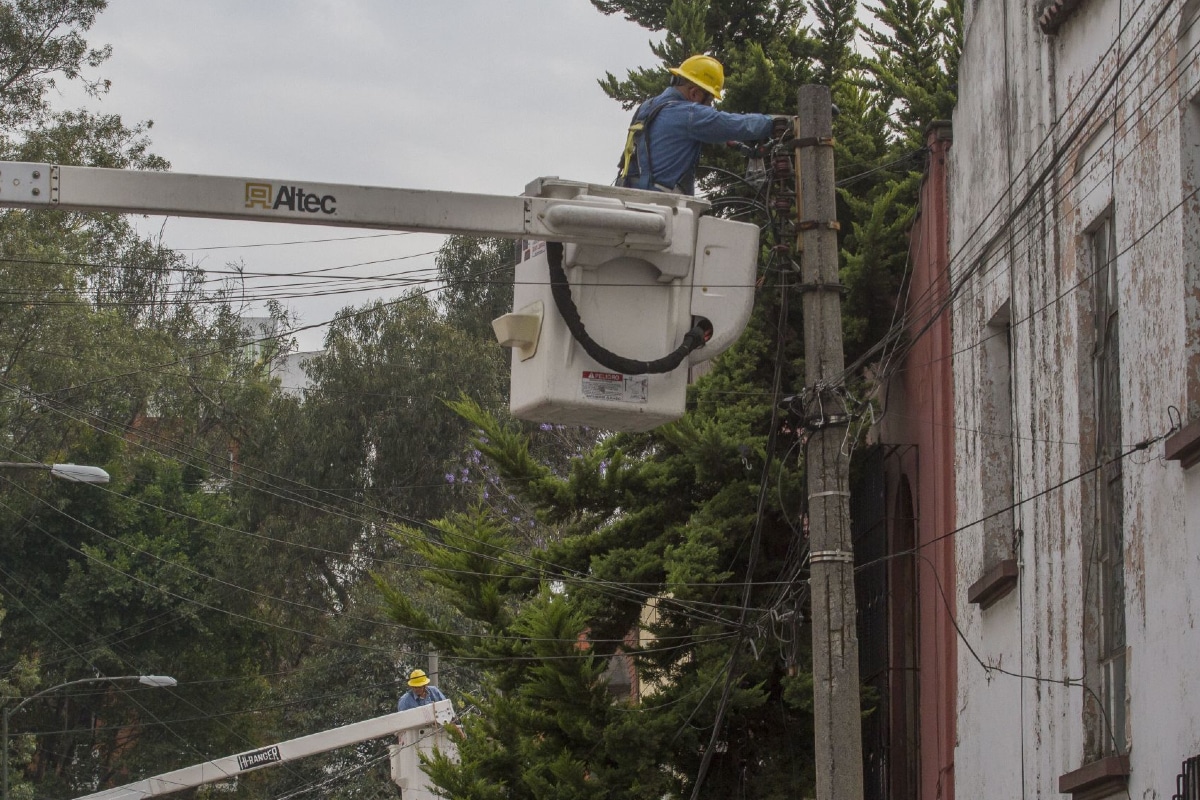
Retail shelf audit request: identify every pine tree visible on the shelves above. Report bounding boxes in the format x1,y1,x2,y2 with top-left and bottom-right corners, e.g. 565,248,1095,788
380,301,813,797
373,0,963,797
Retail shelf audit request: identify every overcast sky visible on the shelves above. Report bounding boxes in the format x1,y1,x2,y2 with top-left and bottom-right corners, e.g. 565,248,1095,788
67,1,661,349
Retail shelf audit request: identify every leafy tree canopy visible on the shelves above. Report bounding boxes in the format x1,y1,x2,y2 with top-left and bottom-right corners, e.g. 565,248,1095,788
0,0,111,130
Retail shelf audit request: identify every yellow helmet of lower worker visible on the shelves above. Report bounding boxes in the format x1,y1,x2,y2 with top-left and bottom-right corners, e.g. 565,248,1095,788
408,669,430,688
669,55,725,100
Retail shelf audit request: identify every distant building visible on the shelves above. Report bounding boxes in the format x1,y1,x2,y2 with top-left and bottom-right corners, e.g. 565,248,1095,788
272,350,319,398
237,316,279,363
238,315,318,398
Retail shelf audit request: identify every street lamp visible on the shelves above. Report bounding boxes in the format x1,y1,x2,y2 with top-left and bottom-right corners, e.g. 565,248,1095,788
0,462,110,484
2,675,176,800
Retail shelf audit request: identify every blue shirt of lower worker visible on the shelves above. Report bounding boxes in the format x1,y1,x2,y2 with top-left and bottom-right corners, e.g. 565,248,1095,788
631,86,775,194
397,684,447,712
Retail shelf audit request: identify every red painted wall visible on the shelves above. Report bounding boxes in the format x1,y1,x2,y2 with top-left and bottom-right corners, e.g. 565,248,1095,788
878,122,957,800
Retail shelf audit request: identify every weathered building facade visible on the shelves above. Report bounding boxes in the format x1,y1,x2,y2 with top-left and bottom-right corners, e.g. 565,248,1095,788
949,0,1200,795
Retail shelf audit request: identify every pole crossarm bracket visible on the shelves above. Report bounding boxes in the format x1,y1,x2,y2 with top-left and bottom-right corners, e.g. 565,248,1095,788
797,220,841,231
794,136,836,148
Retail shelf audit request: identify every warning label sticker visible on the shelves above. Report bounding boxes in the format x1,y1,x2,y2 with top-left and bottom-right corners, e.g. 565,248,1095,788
518,239,546,263
581,371,649,404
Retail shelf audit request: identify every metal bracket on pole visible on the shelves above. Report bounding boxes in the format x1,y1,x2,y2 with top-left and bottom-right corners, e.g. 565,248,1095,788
808,490,850,500
805,413,852,430
809,549,855,564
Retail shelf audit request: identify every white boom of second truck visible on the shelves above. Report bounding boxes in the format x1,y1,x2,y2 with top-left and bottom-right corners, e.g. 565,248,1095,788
73,701,457,800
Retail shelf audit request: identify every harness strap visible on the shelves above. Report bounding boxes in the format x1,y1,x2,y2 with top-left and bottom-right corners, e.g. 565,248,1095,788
617,98,683,189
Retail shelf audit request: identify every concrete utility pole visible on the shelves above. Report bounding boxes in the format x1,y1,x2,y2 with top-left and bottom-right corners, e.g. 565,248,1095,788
796,85,864,800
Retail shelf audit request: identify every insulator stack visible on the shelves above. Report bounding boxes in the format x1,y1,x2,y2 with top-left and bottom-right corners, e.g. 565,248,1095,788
767,143,799,258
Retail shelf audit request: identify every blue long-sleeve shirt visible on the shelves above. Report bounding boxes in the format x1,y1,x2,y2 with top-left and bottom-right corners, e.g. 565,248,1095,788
397,684,447,712
625,86,774,194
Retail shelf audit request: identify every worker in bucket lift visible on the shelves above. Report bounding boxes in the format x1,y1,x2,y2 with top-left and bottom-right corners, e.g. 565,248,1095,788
398,668,463,737
397,668,447,711
616,54,788,195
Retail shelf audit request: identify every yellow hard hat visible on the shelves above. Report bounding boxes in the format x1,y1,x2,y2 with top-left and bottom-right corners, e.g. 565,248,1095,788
669,55,725,100
408,669,430,688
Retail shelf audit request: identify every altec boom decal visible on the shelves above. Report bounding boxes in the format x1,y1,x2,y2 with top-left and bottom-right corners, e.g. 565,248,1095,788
244,182,336,214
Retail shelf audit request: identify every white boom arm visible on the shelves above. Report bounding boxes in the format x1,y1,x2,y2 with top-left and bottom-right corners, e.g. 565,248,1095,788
73,701,455,800
0,162,682,250
0,160,760,431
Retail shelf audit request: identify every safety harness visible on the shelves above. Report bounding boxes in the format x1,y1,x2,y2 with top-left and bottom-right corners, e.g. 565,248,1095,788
616,96,684,191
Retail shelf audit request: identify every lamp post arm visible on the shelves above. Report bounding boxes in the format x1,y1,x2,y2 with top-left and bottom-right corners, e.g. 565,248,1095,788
2,676,176,800
0,462,50,473
7,677,118,717
4,677,119,800
0,463,110,484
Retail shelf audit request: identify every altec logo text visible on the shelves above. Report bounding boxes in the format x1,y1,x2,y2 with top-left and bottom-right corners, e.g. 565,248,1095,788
245,182,337,214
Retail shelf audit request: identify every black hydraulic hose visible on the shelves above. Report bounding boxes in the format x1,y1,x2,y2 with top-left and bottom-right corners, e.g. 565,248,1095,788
545,241,710,375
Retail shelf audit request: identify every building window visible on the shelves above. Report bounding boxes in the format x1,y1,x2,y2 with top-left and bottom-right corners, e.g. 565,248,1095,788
1165,32,1200,463
1089,215,1128,757
981,302,1014,567
967,301,1019,608
1183,92,1200,420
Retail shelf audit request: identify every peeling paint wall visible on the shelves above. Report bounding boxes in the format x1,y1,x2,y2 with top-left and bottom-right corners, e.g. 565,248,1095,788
949,0,1200,795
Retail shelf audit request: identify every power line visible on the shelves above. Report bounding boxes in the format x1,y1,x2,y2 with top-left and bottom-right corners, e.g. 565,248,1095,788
4,489,737,668
175,230,420,251
9,471,748,646
0,380,759,628
14,475,743,644
853,423,1176,573
856,0,1195,393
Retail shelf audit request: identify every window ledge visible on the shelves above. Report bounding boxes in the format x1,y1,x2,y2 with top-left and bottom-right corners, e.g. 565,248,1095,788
1165,417,1200,468
1058,755,1130,800
967,558,1019,609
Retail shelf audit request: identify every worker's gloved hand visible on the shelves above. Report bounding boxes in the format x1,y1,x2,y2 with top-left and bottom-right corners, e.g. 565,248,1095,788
771,115,795,138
